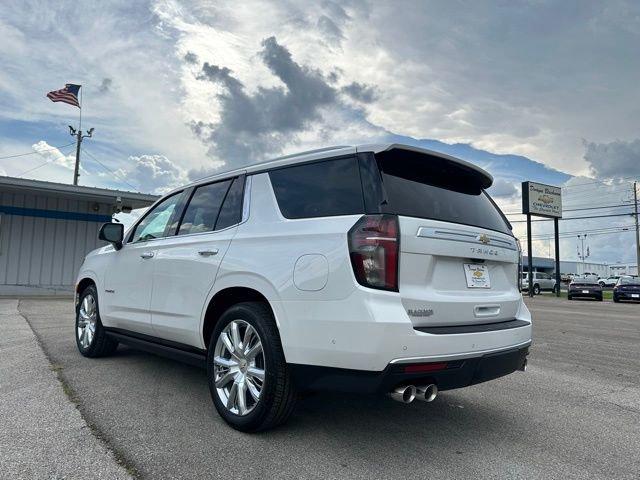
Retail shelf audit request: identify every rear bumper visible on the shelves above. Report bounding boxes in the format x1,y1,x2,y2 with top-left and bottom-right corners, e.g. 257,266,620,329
568,290,602,299
279,290,532,371
290,344,530,394
614,292,640,301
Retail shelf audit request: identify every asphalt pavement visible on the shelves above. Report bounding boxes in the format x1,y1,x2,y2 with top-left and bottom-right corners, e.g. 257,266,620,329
6,295,640,479
0,299,132,480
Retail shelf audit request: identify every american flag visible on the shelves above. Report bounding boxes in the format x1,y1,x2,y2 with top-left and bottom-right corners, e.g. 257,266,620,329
46,84,81,108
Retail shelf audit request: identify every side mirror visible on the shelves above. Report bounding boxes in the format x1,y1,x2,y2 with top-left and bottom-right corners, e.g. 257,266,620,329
98,223,124,250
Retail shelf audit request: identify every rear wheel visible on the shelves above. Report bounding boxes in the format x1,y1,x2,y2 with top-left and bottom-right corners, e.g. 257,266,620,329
567,295,572,300
613,296,620,303
207,302,297,432
75,285,118,357
533,284,541,295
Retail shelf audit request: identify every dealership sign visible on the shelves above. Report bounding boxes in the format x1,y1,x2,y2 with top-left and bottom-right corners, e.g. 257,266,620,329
521,181,562,218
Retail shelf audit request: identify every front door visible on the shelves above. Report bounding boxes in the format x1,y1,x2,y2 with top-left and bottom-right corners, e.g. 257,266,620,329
101,190,186,335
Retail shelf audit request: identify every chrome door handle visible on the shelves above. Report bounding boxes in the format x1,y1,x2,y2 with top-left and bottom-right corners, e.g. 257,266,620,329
140,252,155,259
198,249,219,257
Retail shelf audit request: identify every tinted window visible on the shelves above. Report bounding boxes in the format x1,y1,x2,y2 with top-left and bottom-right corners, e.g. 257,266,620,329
374,150,511,235
178,180,231,235
130,192,184,243
269,157,364,219
216,177,245,230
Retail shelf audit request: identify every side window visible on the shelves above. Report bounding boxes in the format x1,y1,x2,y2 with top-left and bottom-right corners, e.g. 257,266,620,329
177,180,231,236
268,156,364,219
130,192,185,243
215,176,245,230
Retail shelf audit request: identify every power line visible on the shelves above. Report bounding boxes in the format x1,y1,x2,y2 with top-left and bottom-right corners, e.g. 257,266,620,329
14,146,76,177
559,177,638,190
80,147,140,191
510,212,635,223
0,142,76,160
504,202,634,216
530,227,635,240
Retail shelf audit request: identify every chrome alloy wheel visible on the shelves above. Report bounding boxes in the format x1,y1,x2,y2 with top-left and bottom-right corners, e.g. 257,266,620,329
77,294,97,349
213,320,265,416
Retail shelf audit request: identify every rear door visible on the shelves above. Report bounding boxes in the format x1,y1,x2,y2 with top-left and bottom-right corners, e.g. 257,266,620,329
149,176,245,347
359,148,520,327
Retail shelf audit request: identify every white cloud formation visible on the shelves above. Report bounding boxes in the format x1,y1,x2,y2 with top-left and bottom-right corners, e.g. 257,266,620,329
32,140,76,170
114,154,189,194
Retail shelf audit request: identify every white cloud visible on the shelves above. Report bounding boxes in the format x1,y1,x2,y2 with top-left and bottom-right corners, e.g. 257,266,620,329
32,140,76,170
114,154,188,194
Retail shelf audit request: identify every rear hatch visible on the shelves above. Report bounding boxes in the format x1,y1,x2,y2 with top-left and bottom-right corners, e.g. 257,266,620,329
360,146,520,327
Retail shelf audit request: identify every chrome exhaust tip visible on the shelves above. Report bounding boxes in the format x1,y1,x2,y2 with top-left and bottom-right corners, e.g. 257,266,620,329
518,358,527,372
388,385,417,403
416,384,438,402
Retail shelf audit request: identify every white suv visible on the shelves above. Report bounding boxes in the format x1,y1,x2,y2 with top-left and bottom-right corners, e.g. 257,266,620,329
75,144,531,431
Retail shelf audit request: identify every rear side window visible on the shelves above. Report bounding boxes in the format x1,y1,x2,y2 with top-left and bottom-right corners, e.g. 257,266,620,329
216,176,245,230
178,180,231,235
269,157,364,219
367,150,511,235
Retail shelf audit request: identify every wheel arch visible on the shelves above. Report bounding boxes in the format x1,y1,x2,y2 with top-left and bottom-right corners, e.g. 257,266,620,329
201,281,283,352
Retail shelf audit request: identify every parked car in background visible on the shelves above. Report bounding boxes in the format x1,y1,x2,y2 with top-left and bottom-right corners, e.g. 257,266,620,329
522,272,558,295
568,277,603,301
74,144,531,432
599,276,621,287
613,276,640,303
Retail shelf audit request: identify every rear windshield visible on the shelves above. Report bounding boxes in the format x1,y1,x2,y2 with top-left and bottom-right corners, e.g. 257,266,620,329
373,150,511,235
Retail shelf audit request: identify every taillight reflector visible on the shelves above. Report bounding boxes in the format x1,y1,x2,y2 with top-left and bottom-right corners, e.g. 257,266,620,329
403,362,448,373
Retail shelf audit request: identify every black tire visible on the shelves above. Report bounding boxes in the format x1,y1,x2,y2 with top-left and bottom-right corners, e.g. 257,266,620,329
207,302,297,432
567,295,572,300
75,285,118,358
598,281,605,287
613,296,620,303
533,284,541,295
597,296,603,302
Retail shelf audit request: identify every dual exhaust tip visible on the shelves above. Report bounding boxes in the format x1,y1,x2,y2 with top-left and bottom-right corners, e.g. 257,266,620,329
388,384,438,404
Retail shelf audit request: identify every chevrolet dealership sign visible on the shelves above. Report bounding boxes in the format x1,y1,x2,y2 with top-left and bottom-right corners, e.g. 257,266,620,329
521,181,562,218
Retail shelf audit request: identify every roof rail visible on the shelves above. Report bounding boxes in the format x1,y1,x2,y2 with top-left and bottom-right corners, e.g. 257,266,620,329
268,145,351,162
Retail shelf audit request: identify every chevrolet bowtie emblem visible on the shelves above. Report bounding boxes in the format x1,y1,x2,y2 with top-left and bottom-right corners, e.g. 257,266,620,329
478,234,490,244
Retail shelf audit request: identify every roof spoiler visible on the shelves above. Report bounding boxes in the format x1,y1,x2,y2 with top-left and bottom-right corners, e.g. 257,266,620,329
359,143,493,190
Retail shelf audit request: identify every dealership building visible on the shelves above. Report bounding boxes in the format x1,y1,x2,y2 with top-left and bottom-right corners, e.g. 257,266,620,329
0,176,157,295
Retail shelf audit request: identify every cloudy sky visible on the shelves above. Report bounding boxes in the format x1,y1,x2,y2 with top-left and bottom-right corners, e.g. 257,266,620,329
0,0,639,263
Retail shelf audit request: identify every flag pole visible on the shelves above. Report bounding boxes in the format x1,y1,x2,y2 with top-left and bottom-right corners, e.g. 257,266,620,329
79,86,82,131
73,85,83,185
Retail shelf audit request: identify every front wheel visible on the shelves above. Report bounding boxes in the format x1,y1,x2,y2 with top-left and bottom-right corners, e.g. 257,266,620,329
75,285,118,357
207,302,297,432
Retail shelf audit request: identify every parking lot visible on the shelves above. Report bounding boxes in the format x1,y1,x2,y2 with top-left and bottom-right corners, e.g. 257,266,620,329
7,296,640,479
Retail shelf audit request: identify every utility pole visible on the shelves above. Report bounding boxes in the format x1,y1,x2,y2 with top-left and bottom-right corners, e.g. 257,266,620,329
634,181,639,276
69,126,94,185
577,234,589,275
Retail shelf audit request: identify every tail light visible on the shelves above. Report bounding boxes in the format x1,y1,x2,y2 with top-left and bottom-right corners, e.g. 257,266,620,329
516,238,523,292
348,214,399,291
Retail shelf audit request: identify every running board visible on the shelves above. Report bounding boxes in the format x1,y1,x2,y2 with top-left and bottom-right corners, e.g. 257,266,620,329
104,328,207,369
